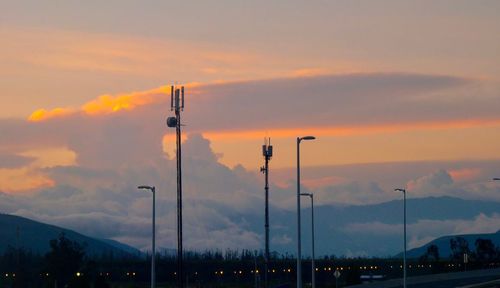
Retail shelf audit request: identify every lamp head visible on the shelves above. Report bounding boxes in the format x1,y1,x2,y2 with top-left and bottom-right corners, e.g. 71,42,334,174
300,193,313,197
301,136,316,141
138,185,154,191
394,188,406,193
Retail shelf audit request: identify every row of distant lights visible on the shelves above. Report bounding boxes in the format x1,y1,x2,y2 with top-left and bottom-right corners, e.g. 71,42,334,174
211,263,500,275
36,272,84,278
0,266,389,278
212,265,442,274
388,265,432,269
9,263,494,279
443,263,500,267
0,265,437,279
216,267,348,275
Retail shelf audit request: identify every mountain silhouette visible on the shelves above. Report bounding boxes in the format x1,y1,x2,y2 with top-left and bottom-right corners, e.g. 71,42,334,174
0,213,142,257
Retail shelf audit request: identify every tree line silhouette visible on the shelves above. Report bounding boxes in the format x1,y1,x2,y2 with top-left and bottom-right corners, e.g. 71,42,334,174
419,236,500,270
2,234,500,287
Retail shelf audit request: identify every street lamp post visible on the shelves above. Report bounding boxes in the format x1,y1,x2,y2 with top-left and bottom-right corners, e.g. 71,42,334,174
395,188,407,288
300,193,315,288
138,185,156,288
297,136,315,288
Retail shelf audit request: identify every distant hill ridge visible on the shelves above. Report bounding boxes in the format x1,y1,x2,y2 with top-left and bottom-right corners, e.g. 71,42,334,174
402,230,500,259
0,213,142,257
257,195,500,256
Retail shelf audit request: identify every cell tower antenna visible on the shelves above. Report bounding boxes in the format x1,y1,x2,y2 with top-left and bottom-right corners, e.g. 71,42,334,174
166,85,186,288
260,137,273,288
170,86,174,111
181,86,185,110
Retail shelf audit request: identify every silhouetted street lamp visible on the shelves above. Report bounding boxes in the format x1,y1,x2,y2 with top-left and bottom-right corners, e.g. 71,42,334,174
297,135,315,288
138,185,156,288
395,188,407,288
300,193,316,288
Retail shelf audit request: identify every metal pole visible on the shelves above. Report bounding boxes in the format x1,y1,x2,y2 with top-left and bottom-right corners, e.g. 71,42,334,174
264,152,270,288
311,195,315,288
176,105,184,288
152,187,156,288
464,253,467,272
254,253,258,288
296,137,302,288
138,186,156,288
403,190,407,288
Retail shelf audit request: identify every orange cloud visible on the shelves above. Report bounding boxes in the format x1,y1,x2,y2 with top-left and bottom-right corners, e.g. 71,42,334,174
20,147,77,168
28,108,76,122
28,83,201,122
28,86,168,121
291,68,330,77
162,134,188,159
448,168,482,182
201,118,500,140
0,147,77,193
82,87,168,115
0,167,55,193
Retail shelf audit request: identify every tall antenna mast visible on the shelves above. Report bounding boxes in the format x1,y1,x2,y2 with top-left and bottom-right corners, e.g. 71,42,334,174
167,85,186,288
260,137,273,288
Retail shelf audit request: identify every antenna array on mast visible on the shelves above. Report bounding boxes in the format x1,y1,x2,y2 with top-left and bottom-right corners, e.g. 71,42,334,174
171,85,185,111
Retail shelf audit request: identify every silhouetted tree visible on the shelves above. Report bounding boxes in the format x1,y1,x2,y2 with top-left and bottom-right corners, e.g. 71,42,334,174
2,246,33,288
44,233,86,287
428,244,440,261
475,238,496,263
420,244,440,264
450,237,470,262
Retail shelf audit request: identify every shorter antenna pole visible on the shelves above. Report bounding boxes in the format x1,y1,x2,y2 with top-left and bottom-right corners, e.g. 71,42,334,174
261,138,273,288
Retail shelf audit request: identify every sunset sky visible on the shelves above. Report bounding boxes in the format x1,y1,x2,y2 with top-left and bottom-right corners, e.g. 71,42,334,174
1,1,500,253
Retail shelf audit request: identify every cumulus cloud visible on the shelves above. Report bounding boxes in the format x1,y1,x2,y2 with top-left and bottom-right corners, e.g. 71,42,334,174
0,133,268,251
274,166,500,206
407,169,454,197
404,169,500,202
2,146,500,254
